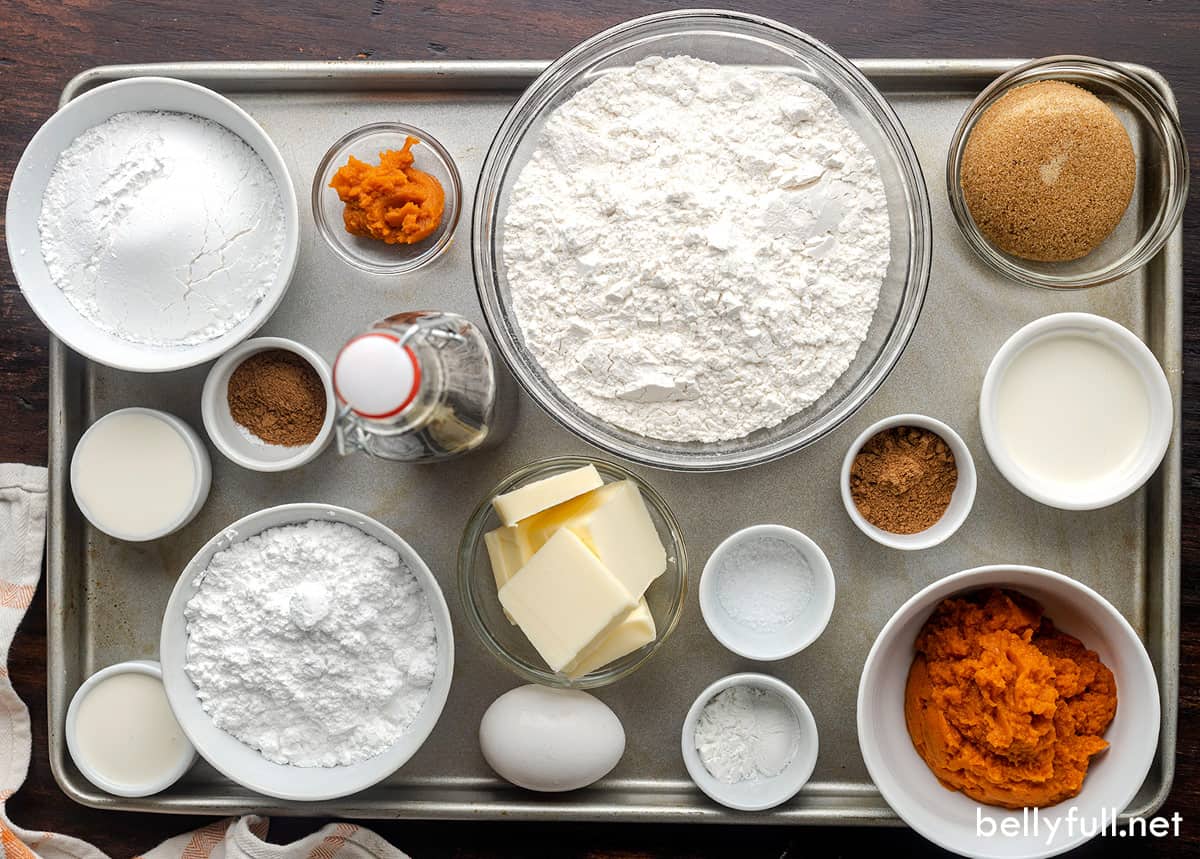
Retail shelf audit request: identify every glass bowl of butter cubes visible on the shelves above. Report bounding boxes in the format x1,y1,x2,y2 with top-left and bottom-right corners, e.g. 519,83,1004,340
459,457,687,689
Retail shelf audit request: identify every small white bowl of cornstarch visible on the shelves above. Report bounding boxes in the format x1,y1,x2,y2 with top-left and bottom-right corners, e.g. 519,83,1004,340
7,76,299,372
682,672,819,811
159,503,454,801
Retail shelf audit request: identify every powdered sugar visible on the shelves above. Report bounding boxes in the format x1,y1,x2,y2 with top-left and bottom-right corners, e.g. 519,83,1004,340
38,111,286,346
183,520,437,767
503,55,891,442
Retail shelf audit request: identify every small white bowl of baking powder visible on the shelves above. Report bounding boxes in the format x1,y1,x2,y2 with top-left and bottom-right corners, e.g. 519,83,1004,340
681,672,819,812
699,525,835,661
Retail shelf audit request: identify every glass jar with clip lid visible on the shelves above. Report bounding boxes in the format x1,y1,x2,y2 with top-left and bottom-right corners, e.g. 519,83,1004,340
333,311,513,462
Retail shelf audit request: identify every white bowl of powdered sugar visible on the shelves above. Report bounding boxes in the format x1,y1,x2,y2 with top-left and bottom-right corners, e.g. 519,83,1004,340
159,503,453,801
7,77,299,372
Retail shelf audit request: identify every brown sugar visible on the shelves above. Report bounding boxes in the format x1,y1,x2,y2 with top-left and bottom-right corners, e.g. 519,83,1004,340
960,79,1135,262
227,349,327,447
905,589,1117,809
850,426,957,534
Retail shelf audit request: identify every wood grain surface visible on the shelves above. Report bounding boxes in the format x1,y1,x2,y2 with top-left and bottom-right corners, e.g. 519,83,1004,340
1,1,1196,856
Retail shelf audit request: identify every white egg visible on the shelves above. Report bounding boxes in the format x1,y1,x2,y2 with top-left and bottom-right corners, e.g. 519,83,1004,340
479,684,625,792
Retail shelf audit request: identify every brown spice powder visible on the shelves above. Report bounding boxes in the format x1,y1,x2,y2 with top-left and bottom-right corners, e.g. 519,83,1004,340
850,426,957,534
227,349,327,447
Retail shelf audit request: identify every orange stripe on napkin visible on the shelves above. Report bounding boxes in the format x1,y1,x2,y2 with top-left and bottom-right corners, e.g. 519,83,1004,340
181,820,228,859
306,823,359,859
1,823,39,859
0,584,34,610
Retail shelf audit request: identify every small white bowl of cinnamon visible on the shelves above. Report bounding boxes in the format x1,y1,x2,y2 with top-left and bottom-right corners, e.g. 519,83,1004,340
201,336,334,472
839,413,977,551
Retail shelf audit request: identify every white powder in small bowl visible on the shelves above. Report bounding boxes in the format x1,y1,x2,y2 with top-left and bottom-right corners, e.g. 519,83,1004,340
694,685,801,784
714,535,815,632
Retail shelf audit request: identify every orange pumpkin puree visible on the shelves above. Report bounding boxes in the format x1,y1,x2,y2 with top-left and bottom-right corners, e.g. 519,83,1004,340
329,137,444,244
905,589,1116,809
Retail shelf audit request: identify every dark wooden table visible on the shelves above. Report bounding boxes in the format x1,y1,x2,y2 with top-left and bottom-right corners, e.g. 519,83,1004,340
1,1,1196,855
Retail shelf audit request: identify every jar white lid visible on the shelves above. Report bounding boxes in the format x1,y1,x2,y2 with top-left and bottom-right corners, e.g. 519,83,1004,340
334,332,420,418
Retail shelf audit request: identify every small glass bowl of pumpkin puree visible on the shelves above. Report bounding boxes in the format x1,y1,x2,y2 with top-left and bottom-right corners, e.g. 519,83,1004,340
313,121,462,274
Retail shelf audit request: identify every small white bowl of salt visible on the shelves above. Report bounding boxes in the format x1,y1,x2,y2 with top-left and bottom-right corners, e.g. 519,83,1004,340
698,524,835,661
682,672,819,812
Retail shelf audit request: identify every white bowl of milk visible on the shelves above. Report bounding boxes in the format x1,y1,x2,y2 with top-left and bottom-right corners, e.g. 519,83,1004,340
66,660,196,797
70,407,211,541
980,312,1172,510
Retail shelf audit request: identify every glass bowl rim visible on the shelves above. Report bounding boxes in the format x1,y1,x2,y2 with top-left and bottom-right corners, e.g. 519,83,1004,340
945,54,1189,290
471,8,932,473
456,455,688,690
312,120,463,275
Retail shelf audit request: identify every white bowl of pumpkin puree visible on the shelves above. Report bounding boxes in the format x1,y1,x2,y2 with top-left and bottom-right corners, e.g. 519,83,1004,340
858,565,1158,859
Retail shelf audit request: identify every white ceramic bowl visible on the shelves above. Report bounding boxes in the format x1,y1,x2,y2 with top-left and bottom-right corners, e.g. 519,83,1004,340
698,525,835,661
6,76,300,372
69,407,212,542
980,313,1172,510
201,337,335,471
65,660,197,797
841,413,977,550
159,503,454,801
858,565,1160,859
681,672,819,811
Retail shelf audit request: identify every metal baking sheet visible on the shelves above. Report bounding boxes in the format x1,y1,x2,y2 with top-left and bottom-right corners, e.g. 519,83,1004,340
46,59,1181,823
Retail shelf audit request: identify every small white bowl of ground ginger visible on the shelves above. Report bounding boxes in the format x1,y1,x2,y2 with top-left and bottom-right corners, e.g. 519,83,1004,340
201,336,335,472
840,413,977,551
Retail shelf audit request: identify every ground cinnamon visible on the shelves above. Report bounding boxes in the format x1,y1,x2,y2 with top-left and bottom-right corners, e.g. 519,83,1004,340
850,426,957,534
227,349,326,447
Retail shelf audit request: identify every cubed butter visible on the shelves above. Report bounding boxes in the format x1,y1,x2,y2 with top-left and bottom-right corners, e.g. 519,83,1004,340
520,479,666,598
483,525,534,590
564,598,657,678
498,528,636,673
484,525,535,624
492,465,603,526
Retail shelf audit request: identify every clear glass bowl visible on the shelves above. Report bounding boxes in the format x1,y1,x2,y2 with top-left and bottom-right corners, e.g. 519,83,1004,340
313,122,462,274
946,56,1188,289
471,10,931,472
458,457,687,689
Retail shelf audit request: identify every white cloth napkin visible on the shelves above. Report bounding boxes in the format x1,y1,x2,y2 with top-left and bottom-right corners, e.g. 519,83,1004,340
0,464,411,859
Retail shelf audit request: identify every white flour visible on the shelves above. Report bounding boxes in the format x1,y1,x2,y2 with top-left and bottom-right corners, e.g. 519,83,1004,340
183,520,437,767
38,111,286,346
694,686,801,784
503,55,891,442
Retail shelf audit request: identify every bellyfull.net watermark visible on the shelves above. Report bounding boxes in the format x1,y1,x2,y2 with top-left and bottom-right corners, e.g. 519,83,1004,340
977,806,1183,846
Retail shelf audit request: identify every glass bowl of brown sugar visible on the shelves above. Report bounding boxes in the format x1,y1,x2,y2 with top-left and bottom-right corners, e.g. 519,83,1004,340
840,413,977,551
201,336,335,472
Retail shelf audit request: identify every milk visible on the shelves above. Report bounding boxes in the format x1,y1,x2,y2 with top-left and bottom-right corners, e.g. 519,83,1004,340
73,672,190,788
995,335,1150,487
72,410,196,539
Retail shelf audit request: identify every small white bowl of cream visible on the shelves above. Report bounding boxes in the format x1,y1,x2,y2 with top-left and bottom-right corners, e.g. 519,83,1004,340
70,407,211,541
980,312,1172,510
66,660,196,797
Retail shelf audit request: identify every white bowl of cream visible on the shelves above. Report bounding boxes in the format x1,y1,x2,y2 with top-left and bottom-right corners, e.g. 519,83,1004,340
980,312,1172,510
66,660,196,797
70,407,211,541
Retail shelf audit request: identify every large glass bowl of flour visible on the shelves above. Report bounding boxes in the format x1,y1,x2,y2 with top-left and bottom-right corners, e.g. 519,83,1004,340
473,10,931,471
